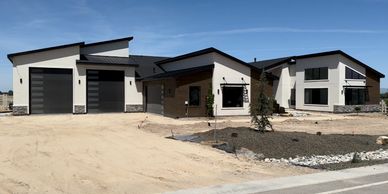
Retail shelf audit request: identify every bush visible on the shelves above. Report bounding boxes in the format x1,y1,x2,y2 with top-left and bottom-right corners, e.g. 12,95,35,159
206,84,214,117
354,106,361,115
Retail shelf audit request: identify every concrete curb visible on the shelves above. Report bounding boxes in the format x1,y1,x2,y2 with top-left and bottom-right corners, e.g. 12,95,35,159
164,163,388,194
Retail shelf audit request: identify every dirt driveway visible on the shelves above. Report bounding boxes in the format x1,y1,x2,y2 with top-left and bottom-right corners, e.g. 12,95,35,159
0,113,313,194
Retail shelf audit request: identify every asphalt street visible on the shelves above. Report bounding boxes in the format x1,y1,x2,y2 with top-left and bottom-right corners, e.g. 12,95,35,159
166,163,388,194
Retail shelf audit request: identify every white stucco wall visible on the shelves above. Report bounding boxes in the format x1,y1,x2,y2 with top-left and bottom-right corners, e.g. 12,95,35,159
294,54,341,111
11,43,140,114
11,46,80,114
213,53,251,116
268,63,296,109
80,41,129,57
338,55,366,105
76,64,142,110
159,52,251,116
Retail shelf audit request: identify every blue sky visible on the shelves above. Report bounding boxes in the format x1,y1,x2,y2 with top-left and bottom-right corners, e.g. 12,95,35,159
1,0,387,91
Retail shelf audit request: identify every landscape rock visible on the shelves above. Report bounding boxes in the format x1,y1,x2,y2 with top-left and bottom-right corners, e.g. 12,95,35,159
236,147,265,160
376,136,388,145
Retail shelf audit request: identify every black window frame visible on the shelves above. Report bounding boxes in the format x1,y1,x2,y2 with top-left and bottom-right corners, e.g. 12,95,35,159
305,67,328,80
345,88,368,105
304,88,328,105
222,86,244,108
188,86,201,106
345,67,366,79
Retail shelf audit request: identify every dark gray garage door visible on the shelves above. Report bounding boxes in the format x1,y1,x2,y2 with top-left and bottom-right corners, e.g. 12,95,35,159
146,84,163,114
30,68,73,114
87,70,124,113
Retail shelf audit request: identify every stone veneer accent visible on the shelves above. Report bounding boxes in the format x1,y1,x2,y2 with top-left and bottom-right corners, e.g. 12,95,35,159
125,104,144,112
334,104,381,113
13,106,28,115
74,105,86,114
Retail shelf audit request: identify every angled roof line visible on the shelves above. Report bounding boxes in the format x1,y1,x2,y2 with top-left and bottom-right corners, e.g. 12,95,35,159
82,36,133,47
250,50,385,78
295,50,384,78
76,54,138,67
143,64,214,81
7,42,85,62
155,47,252,68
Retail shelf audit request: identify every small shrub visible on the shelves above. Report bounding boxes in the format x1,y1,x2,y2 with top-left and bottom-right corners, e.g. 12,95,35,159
206,83,214,117
354,106,361,115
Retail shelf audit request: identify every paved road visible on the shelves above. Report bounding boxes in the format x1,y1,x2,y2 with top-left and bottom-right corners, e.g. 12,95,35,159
166,163,388,194
259,172,388,194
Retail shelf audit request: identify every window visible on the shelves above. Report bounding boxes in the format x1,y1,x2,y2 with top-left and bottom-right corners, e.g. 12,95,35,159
304,88,328,105
222,87,243,108
345,67,365,79
290,88,296,106
305,67,328,80
189,86,200,106
345,88,368,105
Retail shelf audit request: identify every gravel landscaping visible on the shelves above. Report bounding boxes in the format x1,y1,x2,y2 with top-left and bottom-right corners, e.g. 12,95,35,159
194,127,388,169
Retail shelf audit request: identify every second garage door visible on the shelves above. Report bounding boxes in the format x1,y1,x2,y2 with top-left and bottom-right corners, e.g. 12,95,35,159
87,70,124,113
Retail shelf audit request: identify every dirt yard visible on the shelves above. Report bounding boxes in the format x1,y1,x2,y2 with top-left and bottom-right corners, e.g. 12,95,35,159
142,111,388,137
0,113,314,194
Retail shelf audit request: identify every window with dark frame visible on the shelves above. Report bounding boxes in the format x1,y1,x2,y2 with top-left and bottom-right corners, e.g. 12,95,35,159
290,88,296,106
305,67,328,80
345,88,368,105
189,86,200,106
345,67,365,79
222,87,243,108
304,88,328,105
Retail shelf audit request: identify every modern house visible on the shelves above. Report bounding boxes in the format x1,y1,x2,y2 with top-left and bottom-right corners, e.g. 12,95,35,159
7,36,384,116
250,50,385,112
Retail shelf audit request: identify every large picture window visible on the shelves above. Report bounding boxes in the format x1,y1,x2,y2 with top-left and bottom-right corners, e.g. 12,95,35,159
189,86,200,106
345,88,368,105
304,88,328,105
345,67,365,79
305,67,328,80
222,87,243,108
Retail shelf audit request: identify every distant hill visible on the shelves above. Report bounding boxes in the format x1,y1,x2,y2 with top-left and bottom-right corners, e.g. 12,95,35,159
381,88,388,94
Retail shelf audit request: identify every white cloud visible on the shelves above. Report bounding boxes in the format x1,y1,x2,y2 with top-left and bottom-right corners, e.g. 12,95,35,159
159,27,388,39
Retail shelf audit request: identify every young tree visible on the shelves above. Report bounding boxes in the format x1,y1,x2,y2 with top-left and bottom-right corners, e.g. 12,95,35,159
250,71,274,132
206,83,214,117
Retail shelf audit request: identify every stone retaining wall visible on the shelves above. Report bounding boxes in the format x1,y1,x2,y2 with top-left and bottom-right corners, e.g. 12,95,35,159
74,105,86,114
13,106,28,115
125,104,143,113
334,104,381,113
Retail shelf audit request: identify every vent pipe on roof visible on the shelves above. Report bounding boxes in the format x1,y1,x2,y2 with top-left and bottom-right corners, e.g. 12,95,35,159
254,58,257,62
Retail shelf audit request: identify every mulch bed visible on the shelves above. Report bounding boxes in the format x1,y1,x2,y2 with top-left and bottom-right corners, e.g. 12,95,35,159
194,127,388,159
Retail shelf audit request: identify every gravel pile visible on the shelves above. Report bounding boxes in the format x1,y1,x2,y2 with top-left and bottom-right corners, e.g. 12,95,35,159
263,149,388,167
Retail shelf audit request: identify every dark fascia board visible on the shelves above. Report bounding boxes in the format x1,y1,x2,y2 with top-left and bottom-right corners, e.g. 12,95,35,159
7,42,85,62
255,50,384,78
76,60,139,67
143,64,214,81
263,58,293,70
82,36,133,47
295,50,385,78
155,47,252,68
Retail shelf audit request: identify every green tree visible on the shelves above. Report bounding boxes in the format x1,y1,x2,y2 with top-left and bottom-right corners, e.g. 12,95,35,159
206,83,214,117
7,90,13,95
250,72,274,132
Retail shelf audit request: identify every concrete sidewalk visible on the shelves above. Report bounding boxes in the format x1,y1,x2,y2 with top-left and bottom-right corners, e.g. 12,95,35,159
165,163,388,194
